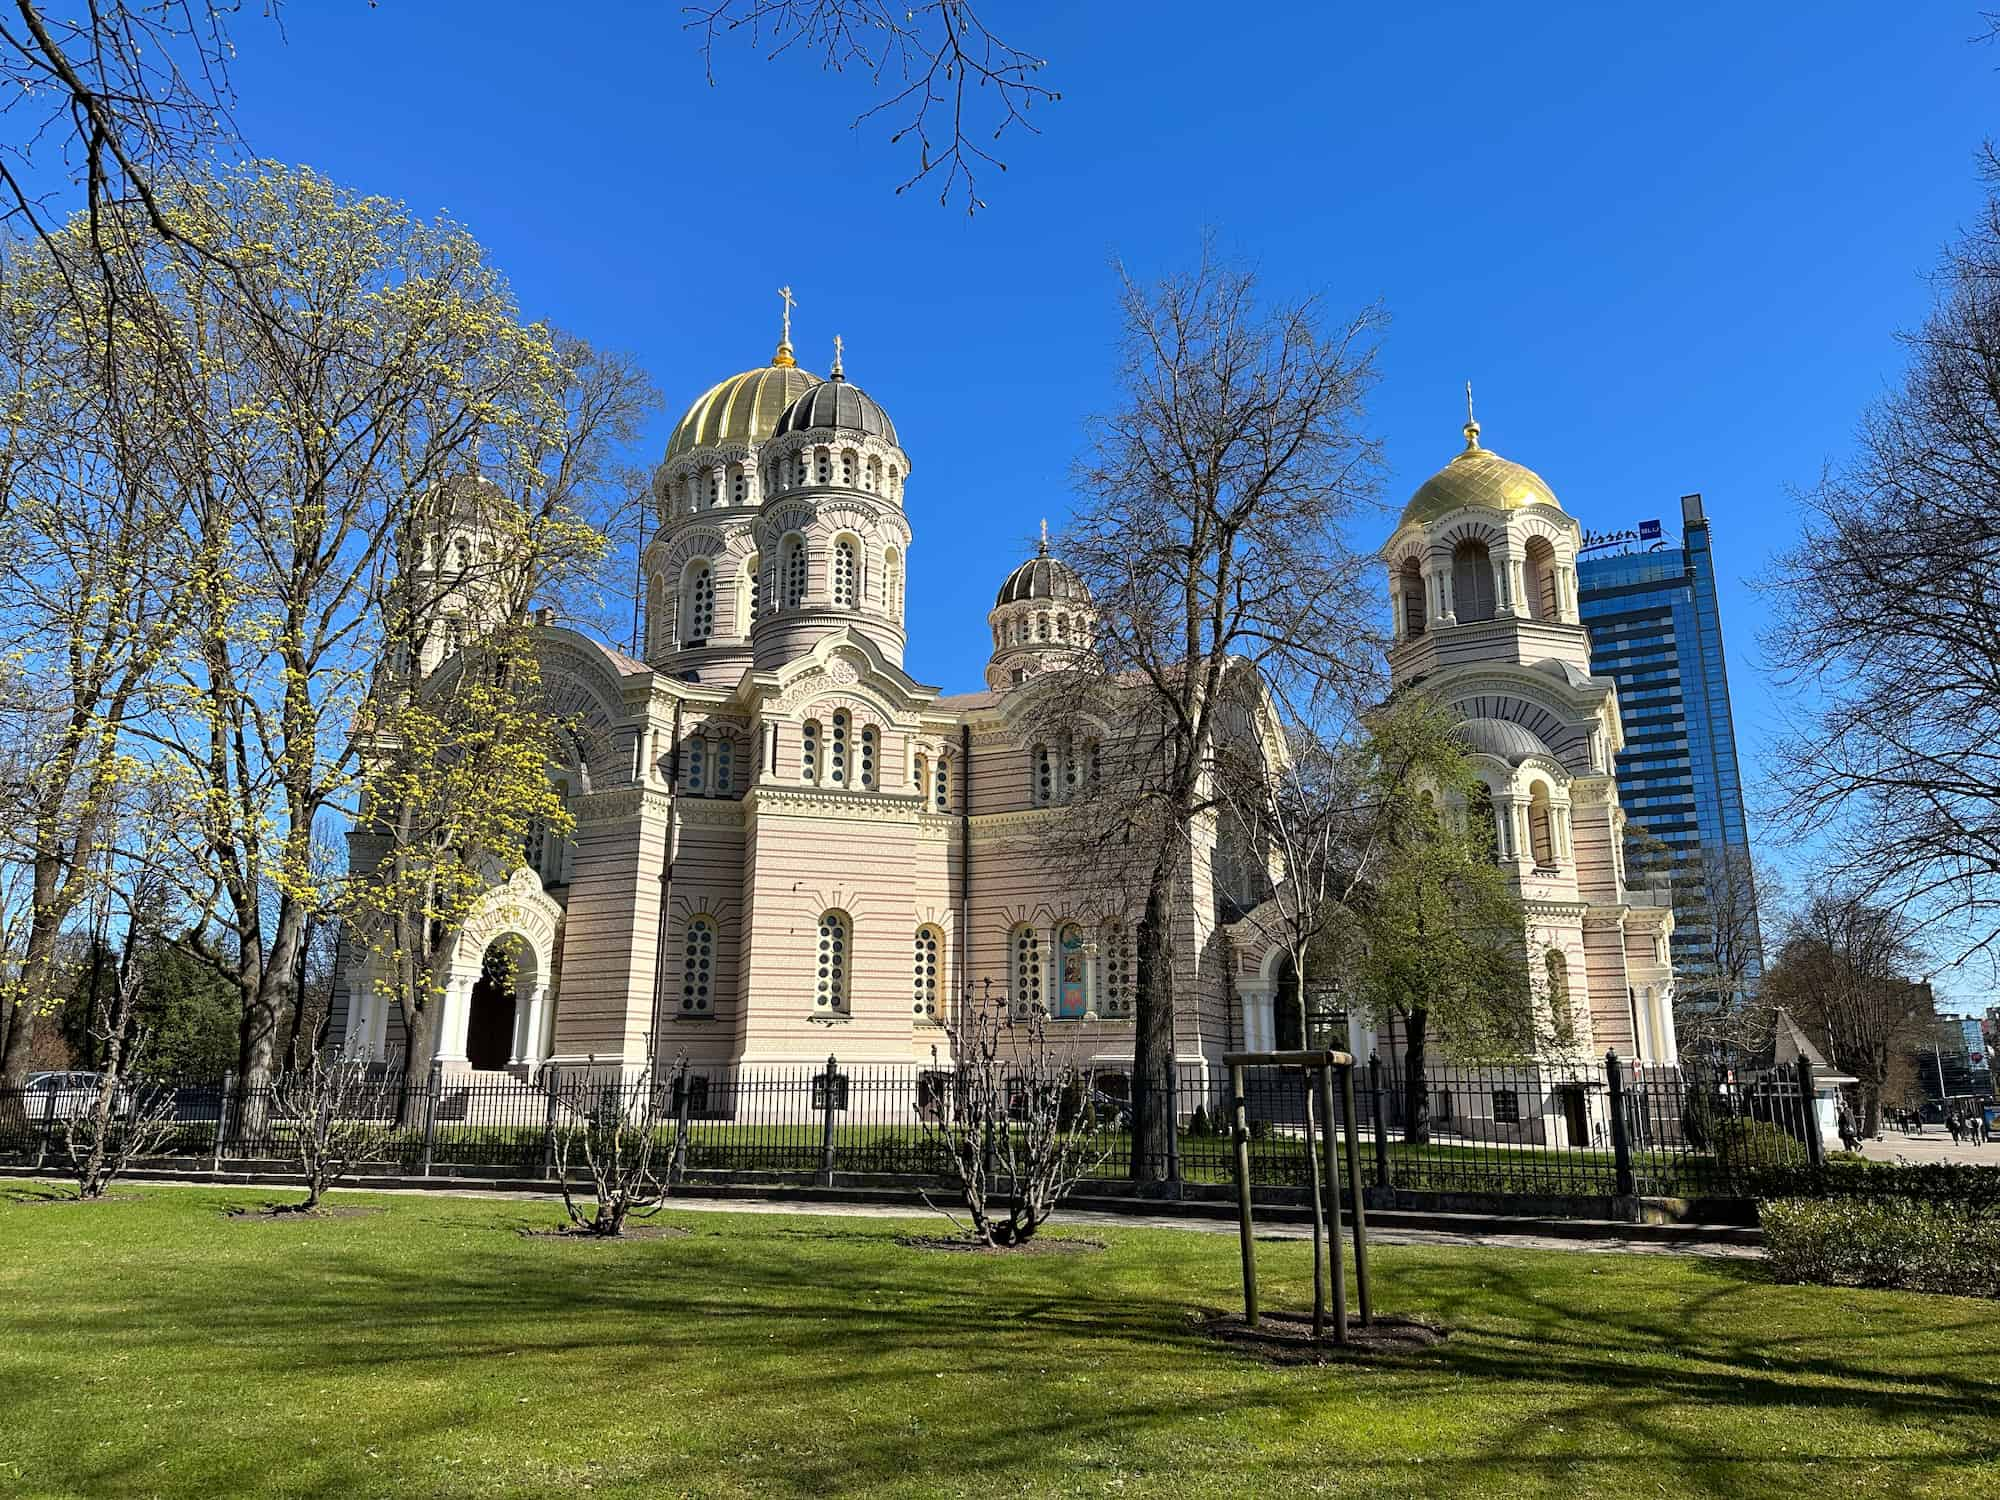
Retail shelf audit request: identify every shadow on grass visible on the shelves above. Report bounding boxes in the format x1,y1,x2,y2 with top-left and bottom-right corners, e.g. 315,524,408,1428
3,1191,1998,1497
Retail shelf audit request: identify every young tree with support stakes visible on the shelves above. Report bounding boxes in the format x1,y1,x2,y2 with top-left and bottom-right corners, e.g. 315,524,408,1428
1059,241,1384,1184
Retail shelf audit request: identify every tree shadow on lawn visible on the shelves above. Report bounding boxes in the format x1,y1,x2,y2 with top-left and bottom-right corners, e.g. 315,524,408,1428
7,1206,1999,1497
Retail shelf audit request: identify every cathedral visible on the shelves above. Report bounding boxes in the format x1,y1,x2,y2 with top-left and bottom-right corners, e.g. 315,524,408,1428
334,315,1678,1138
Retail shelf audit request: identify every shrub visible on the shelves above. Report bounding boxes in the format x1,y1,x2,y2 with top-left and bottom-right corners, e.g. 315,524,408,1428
1762,1198,2000,1298
1711,1115,1808,1173
1751,1159,2000,1216
1188,1105,1213,1138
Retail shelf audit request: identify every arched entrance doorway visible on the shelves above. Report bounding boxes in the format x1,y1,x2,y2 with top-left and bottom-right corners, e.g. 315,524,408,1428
465,946,519,1071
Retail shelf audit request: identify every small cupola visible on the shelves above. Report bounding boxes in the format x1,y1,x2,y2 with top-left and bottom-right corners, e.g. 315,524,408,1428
986,523,1095,691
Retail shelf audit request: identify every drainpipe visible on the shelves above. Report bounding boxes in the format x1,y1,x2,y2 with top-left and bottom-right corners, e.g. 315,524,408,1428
959,722,973,1015
646,698,685,1057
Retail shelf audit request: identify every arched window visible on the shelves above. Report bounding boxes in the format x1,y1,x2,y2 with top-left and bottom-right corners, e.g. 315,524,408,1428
1032,744,1053,806
800,720,821,783
814,447,832,486
715,736,734,796
523,815,547,874
933,756,949,813
913,925,942,1020
828,710,848,786
706,473,720,508
1036,613,1049,642
1011,925,1043,1015
689,561,718,645
1451,539,1495,623
858,725,876,791
1055,922,1088,1019
739,554,760,634
866,456,881,493
783,535,807,608
832,537,857,609
1525,536,1559,622
1399,558,1425,639
814,910,850,1014
1528,783,1556,867
839,449,855,487
730,466,746,505
1084,739,1103,787
888,464,900,497
1545,949,1574,1048
684,736,706,794
1062,739,1079,801
914,751,929,797
884,547,904,618
681,916,716,1016
1099,921,1132,1019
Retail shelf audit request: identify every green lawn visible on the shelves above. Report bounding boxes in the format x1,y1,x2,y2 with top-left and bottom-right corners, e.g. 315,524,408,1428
2,1184,1995,1498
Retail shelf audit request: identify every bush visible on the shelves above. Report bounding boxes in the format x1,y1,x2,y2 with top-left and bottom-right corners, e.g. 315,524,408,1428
1762,1198,2000,1298
1188,1105,1213,1138
1752,1159,2000,1216
1711,1115,1808,1173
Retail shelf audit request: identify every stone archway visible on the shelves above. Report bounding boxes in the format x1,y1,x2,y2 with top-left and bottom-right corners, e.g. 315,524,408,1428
437,865,566,1073
465,947,522,1071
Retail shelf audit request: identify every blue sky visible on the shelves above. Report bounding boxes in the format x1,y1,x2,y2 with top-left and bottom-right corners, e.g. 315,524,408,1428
222,3,1988,943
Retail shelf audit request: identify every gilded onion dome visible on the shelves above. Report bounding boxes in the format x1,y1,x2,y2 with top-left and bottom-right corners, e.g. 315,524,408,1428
664,354,821,462
1400,414,1563,528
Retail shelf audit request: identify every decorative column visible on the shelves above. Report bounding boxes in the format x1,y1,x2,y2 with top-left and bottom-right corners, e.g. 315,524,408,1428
436,971,473,1065
1238,980,1277,1053
516,983,548,1066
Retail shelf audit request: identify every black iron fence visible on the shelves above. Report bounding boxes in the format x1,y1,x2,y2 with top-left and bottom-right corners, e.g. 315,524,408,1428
0,1051,1835,1203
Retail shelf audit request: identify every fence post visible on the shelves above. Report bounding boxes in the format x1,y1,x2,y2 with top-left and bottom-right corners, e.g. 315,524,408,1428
540,1066,561,1180
819,1053,839,1188
1368,1053,1390,1189
420,1059,442,1178
211,1071,235,1173
1795,1052,1826,1168
1605,1049,1636,1200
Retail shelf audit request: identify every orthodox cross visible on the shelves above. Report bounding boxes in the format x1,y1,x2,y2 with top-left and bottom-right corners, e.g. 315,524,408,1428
832,332,844,375
778,284,796,345
1465,380,1475,427
1039,517,1049,554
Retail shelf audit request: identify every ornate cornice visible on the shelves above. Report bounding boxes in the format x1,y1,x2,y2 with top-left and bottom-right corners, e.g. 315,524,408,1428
747,784,926,823
572,785,673,825
675,796,748,828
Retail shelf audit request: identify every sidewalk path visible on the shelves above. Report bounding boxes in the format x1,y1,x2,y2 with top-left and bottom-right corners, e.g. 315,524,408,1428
1858,1132,2000,1166
52,1175,1756,1260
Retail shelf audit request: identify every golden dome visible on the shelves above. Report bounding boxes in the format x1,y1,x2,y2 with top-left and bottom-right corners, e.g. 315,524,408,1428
664,357,821,463
1399,418,1562,528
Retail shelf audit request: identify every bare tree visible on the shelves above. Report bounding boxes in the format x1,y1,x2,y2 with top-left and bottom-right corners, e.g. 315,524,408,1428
1061,242,1383,1181
686,0,1056,213
0,2,256,245
267,1045,401,1214
549,1051,694,1237
1764,176,2000,972
920,995,1110,1247
60,855,180,1199
1672,847,1779,1062
0,219,194,1087
1764,885,1932,1136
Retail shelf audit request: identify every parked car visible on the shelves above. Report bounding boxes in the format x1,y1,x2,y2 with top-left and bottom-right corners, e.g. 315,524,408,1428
21,1072,134,1125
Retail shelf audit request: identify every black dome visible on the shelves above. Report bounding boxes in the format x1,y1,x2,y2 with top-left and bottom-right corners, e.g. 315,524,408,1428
995,552,1089,607
774,374,898,446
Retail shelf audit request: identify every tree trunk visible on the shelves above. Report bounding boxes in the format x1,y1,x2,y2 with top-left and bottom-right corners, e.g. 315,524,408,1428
0,906,67,1087
1860,1082,1881,1140
396,997,441,1128
1401,1006,1432,1145
1130,880,1177,1186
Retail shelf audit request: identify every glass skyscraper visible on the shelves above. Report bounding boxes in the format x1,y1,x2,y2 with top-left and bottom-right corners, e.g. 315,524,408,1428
1577,494,1760,993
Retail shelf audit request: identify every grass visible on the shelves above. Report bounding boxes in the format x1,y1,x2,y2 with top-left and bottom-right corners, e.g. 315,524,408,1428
3,1183,1997,1498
